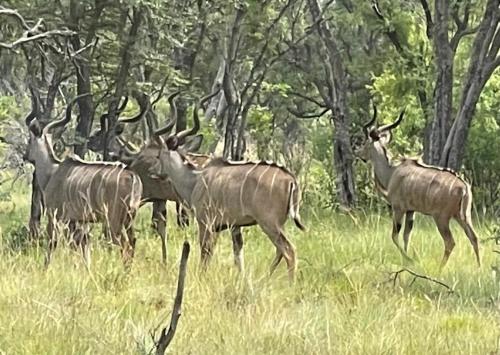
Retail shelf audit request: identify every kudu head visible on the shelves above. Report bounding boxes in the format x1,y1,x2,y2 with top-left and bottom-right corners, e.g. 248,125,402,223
151,89,220,179
24,88,86,163
355,103,405,162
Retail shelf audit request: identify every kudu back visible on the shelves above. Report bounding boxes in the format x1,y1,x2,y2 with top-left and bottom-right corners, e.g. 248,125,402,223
357,104,480,268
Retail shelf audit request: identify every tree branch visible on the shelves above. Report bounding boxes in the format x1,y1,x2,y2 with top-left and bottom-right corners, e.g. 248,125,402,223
418,0,433,39
288,91,326,108
388,268,453,292
155,241,190,355
0,29,75,50
371,0,404,54
287,107,329,119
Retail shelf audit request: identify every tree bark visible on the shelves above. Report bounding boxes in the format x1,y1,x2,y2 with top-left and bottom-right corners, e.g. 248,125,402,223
69,0,103,157
308,0,356,208
440,0,500,170
428,0,454,165
221,6,245,160
104,7,143,160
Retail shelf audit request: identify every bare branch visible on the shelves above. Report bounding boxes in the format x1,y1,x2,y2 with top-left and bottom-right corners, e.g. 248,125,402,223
288,91,326,108
155,241,191,355
288,107,329,119
0,29,75,50
388,268,453,292
450,25,479,53
0,7,31,30
152,75,170,106
418,0,434,39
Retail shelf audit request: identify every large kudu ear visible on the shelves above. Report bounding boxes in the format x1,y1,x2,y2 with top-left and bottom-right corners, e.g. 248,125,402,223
378,131,392,145
181,134,204,152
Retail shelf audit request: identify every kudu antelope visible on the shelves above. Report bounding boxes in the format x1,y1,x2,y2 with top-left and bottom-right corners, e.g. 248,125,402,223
24,91,143,266
151,92,306,281
87,92,210,264
356,105,480,268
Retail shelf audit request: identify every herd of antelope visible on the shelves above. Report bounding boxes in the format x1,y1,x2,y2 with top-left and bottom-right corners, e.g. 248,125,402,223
21,88,481,280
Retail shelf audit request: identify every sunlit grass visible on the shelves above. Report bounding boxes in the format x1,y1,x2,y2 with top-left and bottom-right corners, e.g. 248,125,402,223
0,184,499,354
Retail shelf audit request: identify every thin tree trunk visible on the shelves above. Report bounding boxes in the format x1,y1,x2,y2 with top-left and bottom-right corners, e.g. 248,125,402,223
104,7,143,160
308,0,356,208
428,0,454,165
69,0,103,157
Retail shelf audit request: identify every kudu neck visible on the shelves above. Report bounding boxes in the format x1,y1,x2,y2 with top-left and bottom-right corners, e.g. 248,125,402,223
370,144,395,192
34,136,60,190
166,151,198,207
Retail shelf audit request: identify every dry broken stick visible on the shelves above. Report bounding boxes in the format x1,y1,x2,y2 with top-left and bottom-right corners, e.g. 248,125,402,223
388,268,453,292
156,241,190,355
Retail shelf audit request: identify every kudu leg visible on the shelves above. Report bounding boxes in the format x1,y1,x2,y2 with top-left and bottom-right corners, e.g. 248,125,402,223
69,221,91,266
403,211,415,253
231,227,244,273
434,216,455,269
391,209,411,261
198,224,217,270
269,250,283,275
456,218,481,267
262,225,296,282
152,200,167,264
44,215,58,268
176,202,190,227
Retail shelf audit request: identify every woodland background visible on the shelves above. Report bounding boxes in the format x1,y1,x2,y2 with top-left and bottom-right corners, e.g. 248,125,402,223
0,1,500,354
0,0,498,218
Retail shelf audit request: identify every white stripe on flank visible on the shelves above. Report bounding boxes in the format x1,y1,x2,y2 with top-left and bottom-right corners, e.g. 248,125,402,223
288,182,296,219
113,166,125,211
253,165,272,201
425,171,438,198
269,169,278,196
447,175,457,195
239,163,260,215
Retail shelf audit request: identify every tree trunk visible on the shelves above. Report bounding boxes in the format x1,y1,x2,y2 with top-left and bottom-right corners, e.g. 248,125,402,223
308,0,356,208
427,0,454,165
104,7,143,160
69,0,103,157
440,0,500,170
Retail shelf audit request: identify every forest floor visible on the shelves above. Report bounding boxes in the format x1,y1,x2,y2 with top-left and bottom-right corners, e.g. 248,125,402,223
0,183,499,354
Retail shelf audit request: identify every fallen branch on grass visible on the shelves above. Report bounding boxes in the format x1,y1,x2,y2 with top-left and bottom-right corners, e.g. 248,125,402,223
388,268,453,292
155,241,190,355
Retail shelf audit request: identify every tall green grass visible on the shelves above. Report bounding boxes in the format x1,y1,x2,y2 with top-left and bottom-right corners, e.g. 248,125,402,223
0,184,499,354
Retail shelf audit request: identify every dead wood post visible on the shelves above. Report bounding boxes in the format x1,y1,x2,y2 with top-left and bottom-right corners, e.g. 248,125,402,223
156,241,190,355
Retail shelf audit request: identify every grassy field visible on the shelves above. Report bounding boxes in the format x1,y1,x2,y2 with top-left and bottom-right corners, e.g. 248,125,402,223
0,183,499,354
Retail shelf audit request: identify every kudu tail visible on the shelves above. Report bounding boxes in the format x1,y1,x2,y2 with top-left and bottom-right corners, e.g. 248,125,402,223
459,182,481,267
288,181,306,231
459,183,473,224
